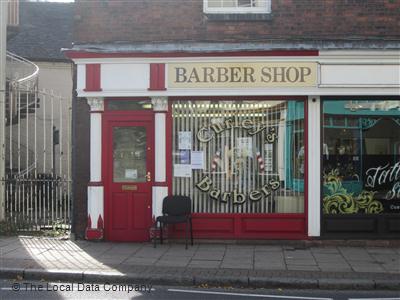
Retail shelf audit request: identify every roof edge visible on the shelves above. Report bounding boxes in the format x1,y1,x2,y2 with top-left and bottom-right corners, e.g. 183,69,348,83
64,40,400,55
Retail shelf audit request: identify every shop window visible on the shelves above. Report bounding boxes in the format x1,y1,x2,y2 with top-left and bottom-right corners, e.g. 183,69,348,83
172,100,305,214
322,100,400,215
204,0,271,14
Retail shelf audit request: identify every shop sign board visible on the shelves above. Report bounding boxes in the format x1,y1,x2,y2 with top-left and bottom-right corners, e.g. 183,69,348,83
168,62,317,88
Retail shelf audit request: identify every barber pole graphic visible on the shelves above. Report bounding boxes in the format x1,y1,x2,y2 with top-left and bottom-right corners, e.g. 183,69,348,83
256,151,265,172
211,150,221,172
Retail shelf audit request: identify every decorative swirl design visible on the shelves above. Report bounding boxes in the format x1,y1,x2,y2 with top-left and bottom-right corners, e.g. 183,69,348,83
323,193,358,214
393,118,400,127
361,118,380,130
323,169,384,214
355,191,375,209
367,201,384,214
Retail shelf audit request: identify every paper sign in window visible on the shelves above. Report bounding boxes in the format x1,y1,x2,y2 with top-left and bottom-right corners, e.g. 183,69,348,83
125,169,138,179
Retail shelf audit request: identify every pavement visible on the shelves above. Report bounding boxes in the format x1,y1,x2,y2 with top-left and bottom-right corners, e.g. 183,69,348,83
0,236,399,290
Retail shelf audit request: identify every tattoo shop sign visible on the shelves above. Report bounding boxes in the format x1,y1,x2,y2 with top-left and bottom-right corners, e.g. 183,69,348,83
366,161,400,201
168,62,317,88
195,117,280,204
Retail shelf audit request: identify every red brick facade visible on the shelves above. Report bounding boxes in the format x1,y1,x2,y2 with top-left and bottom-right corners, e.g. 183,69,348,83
74,0,400,44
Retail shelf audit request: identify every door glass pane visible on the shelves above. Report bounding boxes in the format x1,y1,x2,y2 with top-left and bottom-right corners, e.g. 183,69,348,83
113,127,147,182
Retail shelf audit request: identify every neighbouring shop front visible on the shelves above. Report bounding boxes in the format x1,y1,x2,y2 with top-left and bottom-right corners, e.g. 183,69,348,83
321,98,400,238
65,49,400,241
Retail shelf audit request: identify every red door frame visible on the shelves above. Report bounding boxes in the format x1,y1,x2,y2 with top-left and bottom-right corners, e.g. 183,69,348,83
167,96,309,240
102,107,155,241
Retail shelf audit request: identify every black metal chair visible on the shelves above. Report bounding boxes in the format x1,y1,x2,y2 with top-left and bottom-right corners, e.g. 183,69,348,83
154,195,193,249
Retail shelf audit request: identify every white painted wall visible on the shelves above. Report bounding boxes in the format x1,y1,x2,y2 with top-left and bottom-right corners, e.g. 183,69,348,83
77,64,85,91
36,61,72,177
320,64,400,87
7,61,72,178
101,63,149,92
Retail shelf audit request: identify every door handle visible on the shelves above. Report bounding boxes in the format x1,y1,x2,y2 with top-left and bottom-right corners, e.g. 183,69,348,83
146,171,151,182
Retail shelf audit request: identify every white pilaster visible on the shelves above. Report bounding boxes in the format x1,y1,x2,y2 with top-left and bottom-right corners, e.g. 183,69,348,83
152,186,169,218
154,113,166,182
87,97,104,183
308,96,321,237
88,186,104,228
151,96,168,217
87,97,104,231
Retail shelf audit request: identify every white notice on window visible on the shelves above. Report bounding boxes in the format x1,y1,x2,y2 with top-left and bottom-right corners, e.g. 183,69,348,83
264,144,273,172
237,137,253,157
125,169,138,179
178,131,192,150
174,164,192,178
191,151,204,170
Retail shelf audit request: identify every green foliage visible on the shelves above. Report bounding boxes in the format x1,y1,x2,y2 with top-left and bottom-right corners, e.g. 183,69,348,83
41,220,69,238
0,215,69,238
0,218,18,236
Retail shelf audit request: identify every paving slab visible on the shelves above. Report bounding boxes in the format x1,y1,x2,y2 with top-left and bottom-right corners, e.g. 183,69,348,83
1,236,400,290
254,245,282,252
188,260,221,268
366,247,397,254
192,251,225,260
310,247,340,254
123,257,158,265
287,264,320,271
254,264,286,270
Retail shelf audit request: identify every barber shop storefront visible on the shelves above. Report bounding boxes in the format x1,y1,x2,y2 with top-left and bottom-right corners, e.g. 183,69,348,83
66,50,399,241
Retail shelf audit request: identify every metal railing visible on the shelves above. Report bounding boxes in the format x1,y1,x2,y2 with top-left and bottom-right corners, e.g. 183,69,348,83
7,0,19,27
4,51,72,231
6,51,39,88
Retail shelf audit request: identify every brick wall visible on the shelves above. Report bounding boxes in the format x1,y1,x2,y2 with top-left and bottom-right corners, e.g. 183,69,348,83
74,0,400,44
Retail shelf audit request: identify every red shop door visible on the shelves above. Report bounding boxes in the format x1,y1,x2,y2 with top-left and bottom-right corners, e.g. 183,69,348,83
104,118,153,241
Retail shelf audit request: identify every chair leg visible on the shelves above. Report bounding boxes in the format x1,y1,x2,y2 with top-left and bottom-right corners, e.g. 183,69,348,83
160,222,163,244
185,219,189,250
153,221,157,248
190,217,193,246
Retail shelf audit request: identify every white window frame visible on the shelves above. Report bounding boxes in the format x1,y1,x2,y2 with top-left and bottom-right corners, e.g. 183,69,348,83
204,0,271,14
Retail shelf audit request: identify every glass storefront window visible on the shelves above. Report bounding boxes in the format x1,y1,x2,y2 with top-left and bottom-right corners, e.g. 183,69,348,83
172,100,305,214
322,100,400,215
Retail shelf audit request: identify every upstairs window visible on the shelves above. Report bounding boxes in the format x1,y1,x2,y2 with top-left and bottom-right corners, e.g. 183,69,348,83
204,0,271,14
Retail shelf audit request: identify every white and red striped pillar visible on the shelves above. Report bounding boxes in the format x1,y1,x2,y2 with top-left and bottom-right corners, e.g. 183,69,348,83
151,96,169,219
86,97,104,240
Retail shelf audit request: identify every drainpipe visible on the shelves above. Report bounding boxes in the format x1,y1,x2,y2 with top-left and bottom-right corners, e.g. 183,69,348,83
0,1,7,221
